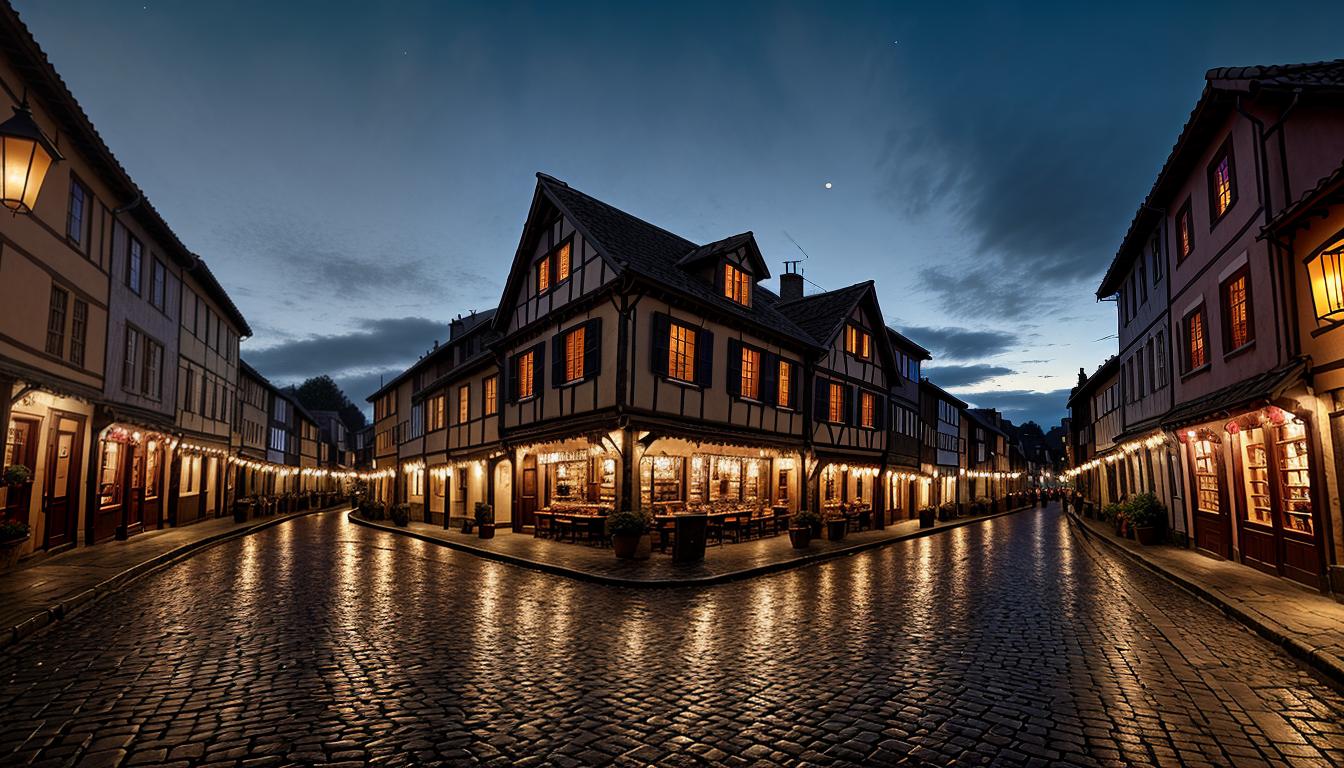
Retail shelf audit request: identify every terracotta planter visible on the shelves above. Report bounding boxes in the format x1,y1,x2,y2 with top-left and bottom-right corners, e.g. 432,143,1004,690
612,532,640,559
788,527,812,549
478,523,495,539
1134,526,1160,545
1,534,29,570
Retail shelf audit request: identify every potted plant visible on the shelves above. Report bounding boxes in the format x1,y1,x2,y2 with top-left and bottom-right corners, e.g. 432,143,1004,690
918,506,937,528
1126,493,1164,544
937,501,955,521
3,464,31,487
391,503,411,527
789,508,820,548
474,502,495,539
971,496,990,516
1,519,30,570
232,496,254,524
607,509,647,559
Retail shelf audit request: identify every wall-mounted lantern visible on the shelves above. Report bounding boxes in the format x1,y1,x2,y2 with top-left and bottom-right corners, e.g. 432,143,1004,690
0,100,62,214
1306,244,1344,323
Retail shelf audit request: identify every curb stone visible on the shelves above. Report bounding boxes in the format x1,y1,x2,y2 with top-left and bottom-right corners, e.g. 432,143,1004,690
1066,509,1344,690
1,505,347,650
350,503,1036,588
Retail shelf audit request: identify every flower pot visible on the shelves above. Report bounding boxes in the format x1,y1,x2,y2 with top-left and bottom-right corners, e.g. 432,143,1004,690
1134,526,1160,545
788,527,812,549
1,534,29,570
462,518,474,534
825,519,847,542
233,503,253,524
612,532,640,559
918,509,936,528
478,523,495,539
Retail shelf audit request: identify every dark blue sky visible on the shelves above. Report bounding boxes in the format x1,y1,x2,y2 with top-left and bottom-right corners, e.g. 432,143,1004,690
16,1,1344,425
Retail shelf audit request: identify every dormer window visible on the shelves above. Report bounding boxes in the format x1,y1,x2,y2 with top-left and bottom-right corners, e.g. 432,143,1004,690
844,324,871,360
724,264,751,306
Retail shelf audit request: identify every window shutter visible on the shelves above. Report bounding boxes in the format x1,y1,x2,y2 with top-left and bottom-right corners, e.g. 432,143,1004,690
814,376,828,421
696,328,714,388
726,339,742,397
761,353,778,406
551,332,564,388
844,385,855,425
874,394,886,430
650,313,670,377
533,342,545,396
584,317,602,379
506,354,517,402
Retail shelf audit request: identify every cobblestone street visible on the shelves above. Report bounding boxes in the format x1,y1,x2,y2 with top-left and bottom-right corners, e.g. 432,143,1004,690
2,504,1342,767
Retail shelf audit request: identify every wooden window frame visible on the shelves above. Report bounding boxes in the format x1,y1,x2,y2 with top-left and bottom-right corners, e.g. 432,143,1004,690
536,238,574,295
827,381,845,424
724,263,752,307
1182,304,1208,375
484,375,498,415
563,325,585,383
776,358,792,410
1220,264,1255,355
458,384,470,423
859,390,876,429
127,235,143,295
45,285,68,357
66,173,90,251
516,350,536,400
668,322,697,384
739,345,761,400
1206,136,1238,228
844,324,871,360
1176,199,1194,263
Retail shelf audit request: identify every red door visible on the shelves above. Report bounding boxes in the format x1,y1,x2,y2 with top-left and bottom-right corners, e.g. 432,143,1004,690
43,414,83,550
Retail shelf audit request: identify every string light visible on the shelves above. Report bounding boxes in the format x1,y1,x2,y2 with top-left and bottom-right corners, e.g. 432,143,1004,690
1061,431,1169,481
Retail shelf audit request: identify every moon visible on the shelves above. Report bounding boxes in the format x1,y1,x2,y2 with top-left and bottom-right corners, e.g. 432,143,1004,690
824,182,832,189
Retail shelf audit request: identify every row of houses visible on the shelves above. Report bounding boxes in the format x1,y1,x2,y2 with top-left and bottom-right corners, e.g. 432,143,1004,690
363,174,1064,531
0,4,348,564
1067,58,1344,596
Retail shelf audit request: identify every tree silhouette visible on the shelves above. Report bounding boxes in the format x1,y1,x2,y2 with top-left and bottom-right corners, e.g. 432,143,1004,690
293,375,367,433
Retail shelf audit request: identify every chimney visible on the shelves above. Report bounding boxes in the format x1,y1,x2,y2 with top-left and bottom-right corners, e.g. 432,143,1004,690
780,261,804,301
1077,367,1087,386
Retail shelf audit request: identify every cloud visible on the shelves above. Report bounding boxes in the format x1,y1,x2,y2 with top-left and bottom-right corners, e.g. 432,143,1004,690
956,388,1072,428
244,316,449,381
332,369,406,408
923,364,1014,389
897,324,1019,360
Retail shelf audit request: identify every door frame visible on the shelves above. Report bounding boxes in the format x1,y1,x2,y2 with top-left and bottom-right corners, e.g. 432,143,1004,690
3,414,41,523
1184,432,1231,559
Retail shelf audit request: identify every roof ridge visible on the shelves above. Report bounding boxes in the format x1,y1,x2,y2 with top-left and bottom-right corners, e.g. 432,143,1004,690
774,280,872,307
536,173,698,250
1207,58,1344,81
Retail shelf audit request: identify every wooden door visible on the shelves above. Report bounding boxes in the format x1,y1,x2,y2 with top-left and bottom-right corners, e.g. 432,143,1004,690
142,441,161,530
43,414,83,550
519,454,538,531
1271,419,1324,589
125,442,145,535
1188,437,1231,559
1233,427,1278,576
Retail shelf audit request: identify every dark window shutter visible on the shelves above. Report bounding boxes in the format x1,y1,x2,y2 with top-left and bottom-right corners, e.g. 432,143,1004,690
533,342,545,396
874,394,886,430
651,313,670,377
726,339,742,397
844,385,855,425
814,376,828,421
551,332,565,388
696,328,714,388
761,353,778,406
584,317,602,379
788,363,800,410
506,354,518,402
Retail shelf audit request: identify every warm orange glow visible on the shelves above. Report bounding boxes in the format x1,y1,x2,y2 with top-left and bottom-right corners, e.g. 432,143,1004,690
1226,275,1250,348
844,324,870,359
777,359,791,407
556,242,571,283
458,384,470,422
564,326,585,382
1307,246,1344,322
740,346,760,399
724,264,751,306
484,376,498,415
537,256,551,293
828,382,845,423
1212,156,1233,217
1187,311,1206,369
0,102,60,215
860,391,875,428
669,324,695,382
517,351,535,399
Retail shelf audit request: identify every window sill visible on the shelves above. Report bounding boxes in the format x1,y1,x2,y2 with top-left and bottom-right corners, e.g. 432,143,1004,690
1222,341,1255,362
662,376,703,390
1180,364,1210,381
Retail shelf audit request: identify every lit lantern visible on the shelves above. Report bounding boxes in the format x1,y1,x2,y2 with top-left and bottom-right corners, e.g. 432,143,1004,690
0,100,62,214
1306,245,1344,322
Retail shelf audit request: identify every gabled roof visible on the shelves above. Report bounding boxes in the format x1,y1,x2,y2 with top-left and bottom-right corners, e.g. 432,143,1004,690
919,378,968,410
1066,356,1121,409
1098,58,1344,298
886,326,932,360
1263,157,1344,238
677,231,771,278
0,4,250,337
279,387,319,426
965,408,1008,439
773,281,872,347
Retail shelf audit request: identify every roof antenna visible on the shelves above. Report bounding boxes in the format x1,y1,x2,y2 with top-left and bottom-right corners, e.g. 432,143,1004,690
782,230,827,292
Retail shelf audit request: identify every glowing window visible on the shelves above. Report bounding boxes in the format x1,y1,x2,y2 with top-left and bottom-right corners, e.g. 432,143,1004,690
556,242,571,282
828,382,845,423
844,324,870,359
564,326,585,382
517,351,535,399
537,256,551,293
740,346,760,399
1224,271,1253,349
1186,309,1206,370
777,360,791,407
484,376,498,415
860,391,875,428
724,264,752,306
669,324,696,382
458,385,470,422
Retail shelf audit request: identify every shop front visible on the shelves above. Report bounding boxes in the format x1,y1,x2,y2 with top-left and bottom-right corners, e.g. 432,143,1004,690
887,469,934,521
92,425,169,541
1178,402,1327,589
4,387,94,556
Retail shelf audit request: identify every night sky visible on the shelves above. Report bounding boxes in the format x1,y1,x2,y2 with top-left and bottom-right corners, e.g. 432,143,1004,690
16,1,1344,426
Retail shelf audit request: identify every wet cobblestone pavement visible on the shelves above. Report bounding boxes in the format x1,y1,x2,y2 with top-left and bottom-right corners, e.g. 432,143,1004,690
1,503,1342,766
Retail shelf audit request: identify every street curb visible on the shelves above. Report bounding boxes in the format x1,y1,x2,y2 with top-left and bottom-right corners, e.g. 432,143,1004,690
1,505,346,651
1066,509,1344,690
350,503,1036,588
